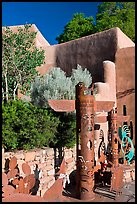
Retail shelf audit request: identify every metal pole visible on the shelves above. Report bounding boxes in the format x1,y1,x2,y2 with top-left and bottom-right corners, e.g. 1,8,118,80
111,108,119,167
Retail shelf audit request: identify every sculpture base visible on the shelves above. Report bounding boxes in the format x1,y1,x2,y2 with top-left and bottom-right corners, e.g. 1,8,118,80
80,191,95,201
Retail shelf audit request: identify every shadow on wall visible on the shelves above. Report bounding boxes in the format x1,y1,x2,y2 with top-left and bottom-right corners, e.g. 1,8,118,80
54,147,65,178
31,164,40,195
62,169,77,199
4,158,10,174
54,29,117,83
116,88,135,99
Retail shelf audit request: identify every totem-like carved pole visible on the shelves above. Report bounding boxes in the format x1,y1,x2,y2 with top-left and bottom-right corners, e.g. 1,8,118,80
75,82,95,200
110,108,119,167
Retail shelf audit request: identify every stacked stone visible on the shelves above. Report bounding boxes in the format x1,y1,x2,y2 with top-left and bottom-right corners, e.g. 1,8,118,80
2,146,76,196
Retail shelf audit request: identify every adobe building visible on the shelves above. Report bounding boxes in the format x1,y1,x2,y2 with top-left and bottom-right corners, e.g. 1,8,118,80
4,24,135,144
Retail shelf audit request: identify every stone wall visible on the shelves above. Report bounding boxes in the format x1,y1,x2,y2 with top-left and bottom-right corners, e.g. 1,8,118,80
2,146,76,196
2,144,135,198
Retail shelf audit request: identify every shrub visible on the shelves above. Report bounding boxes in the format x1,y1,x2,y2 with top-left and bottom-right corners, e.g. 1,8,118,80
2,101,19,150
53,112,76,148
2,100,60,151
31,64,93,107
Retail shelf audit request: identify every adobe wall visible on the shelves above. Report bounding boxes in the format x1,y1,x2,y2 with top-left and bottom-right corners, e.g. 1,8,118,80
95,61,116,152
4,24,50,48
37,27,134,83
115,47,135,144
38,29,135,142
38,28,118,83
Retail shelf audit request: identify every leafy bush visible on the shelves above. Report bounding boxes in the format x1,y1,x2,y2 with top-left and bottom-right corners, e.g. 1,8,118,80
70,64,93,97
52,112,76,148
31,64,92,107
2,100,60,151
2,101,19,150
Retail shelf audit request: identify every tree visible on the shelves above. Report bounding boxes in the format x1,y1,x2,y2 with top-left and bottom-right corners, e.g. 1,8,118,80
2,24,45,102
96,2,135,42
55,2,135,43
54,112,76,148
56,13,95,43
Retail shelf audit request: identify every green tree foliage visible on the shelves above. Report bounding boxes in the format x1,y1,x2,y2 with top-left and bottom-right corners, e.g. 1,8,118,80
96,2,135,42
56,13,95,43
54,112,76,148
56,2,135,43
31,64,92,107
2,24,45,102
2,100,60,151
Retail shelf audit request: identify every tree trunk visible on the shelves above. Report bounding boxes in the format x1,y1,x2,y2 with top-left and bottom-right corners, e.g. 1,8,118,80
13,83,18,100
4,72,8,102
2,87,5,101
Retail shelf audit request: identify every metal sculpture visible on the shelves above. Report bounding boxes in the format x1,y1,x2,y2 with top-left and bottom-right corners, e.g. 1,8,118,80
2,156,36,198
119,125,134,164
47,84,134,200
106,108,125,195
110,108,119,167
75,82,114,200
75,82,95,200
2,156,66,202
110,165,124,194
98,129,106,159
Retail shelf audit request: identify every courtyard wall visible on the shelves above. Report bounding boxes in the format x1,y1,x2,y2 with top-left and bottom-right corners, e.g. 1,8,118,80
2,146,76,196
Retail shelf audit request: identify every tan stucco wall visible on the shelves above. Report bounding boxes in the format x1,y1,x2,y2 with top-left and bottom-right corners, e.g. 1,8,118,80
37,27,134,82
115,47,135,143
2,24,50,48
39,28,118,82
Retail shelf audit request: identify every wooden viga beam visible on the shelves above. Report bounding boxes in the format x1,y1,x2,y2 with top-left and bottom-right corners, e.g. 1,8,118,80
117,115,130,123
94,114,130,124
48,100,130,123
48,100,115,113
48,100,75,112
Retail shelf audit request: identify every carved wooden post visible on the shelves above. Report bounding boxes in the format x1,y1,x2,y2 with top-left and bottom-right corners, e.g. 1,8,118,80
76,82,95,200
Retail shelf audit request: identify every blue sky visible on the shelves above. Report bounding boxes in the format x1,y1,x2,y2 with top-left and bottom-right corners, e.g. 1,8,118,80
2,2,101,45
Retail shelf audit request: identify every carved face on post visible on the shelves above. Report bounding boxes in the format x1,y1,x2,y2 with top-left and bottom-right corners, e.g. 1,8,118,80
81,105,94,151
